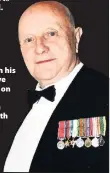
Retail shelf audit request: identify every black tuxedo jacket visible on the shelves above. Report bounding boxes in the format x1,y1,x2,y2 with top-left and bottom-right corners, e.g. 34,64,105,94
27,66,109,173
3,65,108,173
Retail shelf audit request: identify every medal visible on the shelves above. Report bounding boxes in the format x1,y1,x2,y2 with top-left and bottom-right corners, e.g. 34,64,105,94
57,121,66,140
76,137,84,148
85,118,91,148
57,121,66,149
65,140,70,148
72,120,78,138
71,119,79,148
57,116,106,149
85,137,92,148
92,137,99,147
99,135,105,146
65,120,73,147
57,141,65,150
92,118,99,147
71,138,76,148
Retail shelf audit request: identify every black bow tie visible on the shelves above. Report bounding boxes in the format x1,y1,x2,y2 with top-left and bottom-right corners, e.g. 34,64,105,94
27,85,56,107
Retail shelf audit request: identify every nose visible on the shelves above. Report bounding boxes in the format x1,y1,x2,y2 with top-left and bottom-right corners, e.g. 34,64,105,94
35,37,49,54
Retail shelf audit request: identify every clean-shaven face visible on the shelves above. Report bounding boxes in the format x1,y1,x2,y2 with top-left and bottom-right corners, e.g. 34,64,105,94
18,4,76,86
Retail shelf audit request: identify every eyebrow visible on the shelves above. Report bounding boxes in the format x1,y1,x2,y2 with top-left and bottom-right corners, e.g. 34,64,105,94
46,22,63,30
45,27,58,31
56,22,64,29
20,21,64,41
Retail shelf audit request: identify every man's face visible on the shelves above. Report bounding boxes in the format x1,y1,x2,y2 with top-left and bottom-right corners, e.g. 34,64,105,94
19,7,76,84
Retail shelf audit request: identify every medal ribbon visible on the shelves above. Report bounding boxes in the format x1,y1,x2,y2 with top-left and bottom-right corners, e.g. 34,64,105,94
103,116,106,136
83,118,86,136
70,120,73,137
100,116,106,136
86,118,90,137
97,117,100,136
72,120,78,138
77,119,80,136
79,118,84,137
100,116,104,136
93,117,96,137
66,120,71,139
90,117,93,137
58,121,65,140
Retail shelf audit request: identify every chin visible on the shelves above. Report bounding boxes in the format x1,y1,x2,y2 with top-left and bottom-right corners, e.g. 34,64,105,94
34,72,56,81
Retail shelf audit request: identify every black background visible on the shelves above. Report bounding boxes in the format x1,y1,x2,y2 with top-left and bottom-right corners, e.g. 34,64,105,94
0,0,109,172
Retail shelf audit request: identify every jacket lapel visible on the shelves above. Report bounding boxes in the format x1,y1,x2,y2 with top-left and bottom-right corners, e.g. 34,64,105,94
29,65,87,171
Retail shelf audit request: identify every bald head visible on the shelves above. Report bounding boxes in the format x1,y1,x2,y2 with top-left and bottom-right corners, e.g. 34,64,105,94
18,1,75,32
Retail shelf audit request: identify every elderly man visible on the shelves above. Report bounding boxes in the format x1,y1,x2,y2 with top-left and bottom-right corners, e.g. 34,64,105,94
4,1,108,172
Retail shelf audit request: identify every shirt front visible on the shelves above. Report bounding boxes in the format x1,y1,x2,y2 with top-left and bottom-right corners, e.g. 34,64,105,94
3,62,83,172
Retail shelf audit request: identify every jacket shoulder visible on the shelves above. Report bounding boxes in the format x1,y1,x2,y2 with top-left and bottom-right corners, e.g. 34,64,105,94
79,66,108,95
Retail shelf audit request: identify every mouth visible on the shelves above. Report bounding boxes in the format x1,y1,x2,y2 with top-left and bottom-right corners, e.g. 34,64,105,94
36,58,56,64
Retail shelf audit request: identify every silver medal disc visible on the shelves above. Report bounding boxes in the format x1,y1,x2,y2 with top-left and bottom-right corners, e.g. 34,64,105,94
57,141,65,150
76,137,84,148
92,137,99,147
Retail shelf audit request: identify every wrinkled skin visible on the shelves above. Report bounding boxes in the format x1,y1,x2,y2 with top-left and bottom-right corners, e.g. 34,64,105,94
18,1,82,88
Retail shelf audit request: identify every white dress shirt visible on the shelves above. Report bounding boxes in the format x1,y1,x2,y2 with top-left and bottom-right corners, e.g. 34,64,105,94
4,62,83,172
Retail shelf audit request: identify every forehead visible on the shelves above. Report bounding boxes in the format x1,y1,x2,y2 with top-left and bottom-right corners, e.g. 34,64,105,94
19,7,67,38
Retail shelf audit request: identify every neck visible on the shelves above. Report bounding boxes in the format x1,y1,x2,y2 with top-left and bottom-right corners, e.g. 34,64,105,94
39,58,80,89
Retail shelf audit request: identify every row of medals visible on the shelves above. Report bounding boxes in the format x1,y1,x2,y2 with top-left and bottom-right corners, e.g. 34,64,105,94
57,135,105,150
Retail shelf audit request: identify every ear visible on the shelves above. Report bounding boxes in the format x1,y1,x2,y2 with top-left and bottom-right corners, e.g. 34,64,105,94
74,27,83,53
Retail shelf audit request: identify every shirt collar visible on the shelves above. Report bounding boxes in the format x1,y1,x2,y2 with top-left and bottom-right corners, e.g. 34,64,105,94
36,62,84,91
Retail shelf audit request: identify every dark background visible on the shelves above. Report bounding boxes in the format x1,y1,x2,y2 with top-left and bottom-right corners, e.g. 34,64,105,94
0,0,109,172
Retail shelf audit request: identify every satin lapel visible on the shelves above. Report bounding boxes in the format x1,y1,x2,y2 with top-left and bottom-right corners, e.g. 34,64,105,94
49,65,87,121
